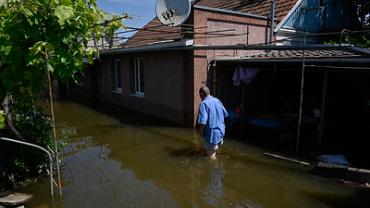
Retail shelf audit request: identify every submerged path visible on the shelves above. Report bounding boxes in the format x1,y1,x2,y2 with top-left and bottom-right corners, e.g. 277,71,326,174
22,102,370,208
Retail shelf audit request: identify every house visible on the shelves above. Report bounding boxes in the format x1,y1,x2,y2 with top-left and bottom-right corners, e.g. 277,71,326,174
275,0,359,44
70,0,297,125
68,0,365,139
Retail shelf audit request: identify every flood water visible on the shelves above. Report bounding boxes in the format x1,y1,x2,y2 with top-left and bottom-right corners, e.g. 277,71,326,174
23,102,369,208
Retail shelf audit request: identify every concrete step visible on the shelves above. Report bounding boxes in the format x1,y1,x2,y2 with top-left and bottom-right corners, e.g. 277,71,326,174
0,192,33,207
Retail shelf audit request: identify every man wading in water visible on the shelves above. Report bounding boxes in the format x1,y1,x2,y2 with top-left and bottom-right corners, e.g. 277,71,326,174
197,86,228,160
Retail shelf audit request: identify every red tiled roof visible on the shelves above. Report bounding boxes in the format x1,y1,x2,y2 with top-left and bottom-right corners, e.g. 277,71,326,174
122,18,182,48
196,0,299,22
123,0,298,48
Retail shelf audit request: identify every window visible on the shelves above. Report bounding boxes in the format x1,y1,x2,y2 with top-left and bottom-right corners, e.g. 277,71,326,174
133,58,144,95
111,59,122,93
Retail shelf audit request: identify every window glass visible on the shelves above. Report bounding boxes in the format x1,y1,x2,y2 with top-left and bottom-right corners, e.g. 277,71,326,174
134,58,144,95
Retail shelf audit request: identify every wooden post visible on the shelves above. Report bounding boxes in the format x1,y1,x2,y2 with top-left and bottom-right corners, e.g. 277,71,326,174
264,152,310,166
45,48,63,198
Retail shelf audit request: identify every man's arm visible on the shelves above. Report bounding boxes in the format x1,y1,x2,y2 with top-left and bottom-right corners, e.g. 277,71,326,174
198,124,205,137
196,103,207,142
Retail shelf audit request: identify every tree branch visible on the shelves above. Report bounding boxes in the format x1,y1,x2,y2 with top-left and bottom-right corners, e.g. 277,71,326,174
2,94,25,141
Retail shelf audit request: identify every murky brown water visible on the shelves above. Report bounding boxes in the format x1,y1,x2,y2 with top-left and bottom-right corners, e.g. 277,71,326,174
22,102,369,208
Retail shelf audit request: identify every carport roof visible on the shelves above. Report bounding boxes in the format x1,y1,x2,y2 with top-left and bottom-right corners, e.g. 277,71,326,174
215,47,370,64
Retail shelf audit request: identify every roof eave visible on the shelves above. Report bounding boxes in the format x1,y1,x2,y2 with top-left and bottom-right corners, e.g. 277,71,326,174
216,57,370,64
347,46,370,57
100,39,194,55
274,0,304,33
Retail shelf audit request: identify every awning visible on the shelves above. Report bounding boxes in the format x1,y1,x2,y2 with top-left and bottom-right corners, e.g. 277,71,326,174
214,47,370,66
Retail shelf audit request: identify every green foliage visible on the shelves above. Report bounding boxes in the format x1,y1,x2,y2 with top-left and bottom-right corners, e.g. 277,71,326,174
353,0,370,28
104,13,125,48
0,0,127,100
325,1,369,47
54,5,74,26
0,102,53,179
0,110,4,129
0,0,127,186
345,34,370,48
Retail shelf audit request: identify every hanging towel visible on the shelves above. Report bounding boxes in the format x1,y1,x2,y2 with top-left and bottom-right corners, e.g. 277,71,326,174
232,66,260,86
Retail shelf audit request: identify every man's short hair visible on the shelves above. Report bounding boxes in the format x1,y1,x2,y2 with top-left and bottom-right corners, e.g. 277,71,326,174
199,86,210,96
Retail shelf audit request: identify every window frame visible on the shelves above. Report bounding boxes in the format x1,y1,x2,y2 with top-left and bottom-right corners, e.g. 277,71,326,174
133,57,144,96
112,58,122,94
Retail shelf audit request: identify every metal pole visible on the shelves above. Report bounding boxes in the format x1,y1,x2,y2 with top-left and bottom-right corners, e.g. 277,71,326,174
212,50,217,96
270,0,275,45
0,137,54,196
339,29,349,47
212,64,217,96
318,70,328,146
296,34,307,154
241,83,246,128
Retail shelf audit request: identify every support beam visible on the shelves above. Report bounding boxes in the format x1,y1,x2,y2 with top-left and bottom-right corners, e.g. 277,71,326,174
296,35,307,154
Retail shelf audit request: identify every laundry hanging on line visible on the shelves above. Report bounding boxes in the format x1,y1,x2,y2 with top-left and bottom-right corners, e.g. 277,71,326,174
232,65,260,86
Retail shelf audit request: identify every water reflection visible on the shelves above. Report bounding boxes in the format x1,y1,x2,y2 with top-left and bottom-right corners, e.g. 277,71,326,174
302,189,370,208
203,161,224,207
62,145,177,208
22,102,369,208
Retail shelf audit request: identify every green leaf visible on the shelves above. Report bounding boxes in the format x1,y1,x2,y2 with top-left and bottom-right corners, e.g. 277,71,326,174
54,5,74,26
47,63,54,72
0,110,5,130
1,45,12,56
29,41,47,55
0,0,6,8
0,0,110,100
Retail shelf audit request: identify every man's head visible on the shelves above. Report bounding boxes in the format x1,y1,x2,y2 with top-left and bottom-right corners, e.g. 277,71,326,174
199,86,210,100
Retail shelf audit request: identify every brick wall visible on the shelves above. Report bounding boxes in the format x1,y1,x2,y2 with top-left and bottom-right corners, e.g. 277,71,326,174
191,8,270,126
71,51,186,125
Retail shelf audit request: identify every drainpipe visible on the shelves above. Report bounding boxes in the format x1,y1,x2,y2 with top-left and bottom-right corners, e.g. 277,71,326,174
270,0,275,45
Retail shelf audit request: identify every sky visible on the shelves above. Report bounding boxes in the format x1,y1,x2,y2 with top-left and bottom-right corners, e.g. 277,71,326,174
97,0,156,30
97,0,194,41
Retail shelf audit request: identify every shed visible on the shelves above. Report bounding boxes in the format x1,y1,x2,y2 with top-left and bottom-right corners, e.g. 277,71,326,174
209,45,370,158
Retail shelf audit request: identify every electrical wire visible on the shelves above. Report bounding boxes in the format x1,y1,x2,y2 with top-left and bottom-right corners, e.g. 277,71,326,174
89,12,370,49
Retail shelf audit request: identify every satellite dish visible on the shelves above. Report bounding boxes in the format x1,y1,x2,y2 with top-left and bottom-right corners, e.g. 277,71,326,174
156,0,191,27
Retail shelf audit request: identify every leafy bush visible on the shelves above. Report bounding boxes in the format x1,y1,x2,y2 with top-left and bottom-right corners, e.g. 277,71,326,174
0,110,4,129
0,101,53,187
